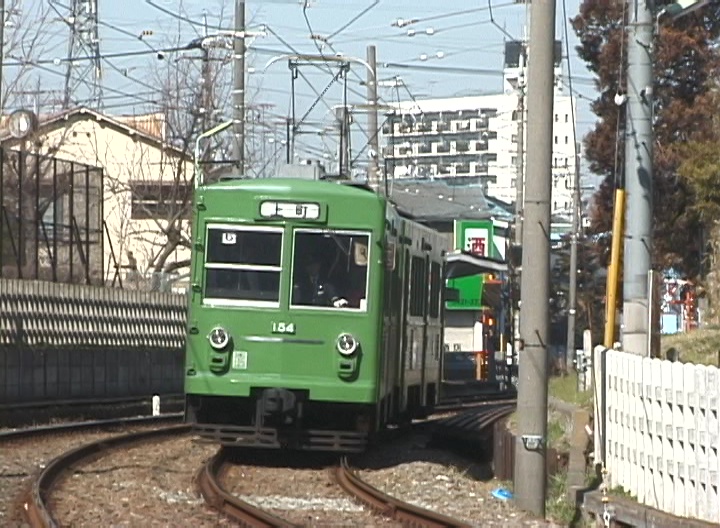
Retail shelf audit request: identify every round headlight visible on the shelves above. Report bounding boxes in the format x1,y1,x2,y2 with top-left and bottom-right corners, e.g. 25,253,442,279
336,333,359,356
208,326,230,350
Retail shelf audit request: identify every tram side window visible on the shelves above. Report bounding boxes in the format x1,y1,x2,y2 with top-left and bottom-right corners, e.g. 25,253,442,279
429,262,441,318
292,230,370,310
409,256,427,317
204,227,282,303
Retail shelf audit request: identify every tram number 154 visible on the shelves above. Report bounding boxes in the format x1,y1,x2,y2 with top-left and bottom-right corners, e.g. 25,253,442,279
271,322,296,334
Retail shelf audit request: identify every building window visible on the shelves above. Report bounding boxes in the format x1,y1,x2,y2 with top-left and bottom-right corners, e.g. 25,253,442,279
456,140,470,152
565,136,569,144
130,181,191,220
511,156,517,165
565,114,569,123
554,114,559,122
554,136,558,144
512,134,518,143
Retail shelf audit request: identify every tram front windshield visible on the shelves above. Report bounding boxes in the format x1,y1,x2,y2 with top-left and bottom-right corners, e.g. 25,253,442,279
291,230,370,310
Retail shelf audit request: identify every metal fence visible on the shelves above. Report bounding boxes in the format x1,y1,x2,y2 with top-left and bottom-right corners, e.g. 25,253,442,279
0,148,104,285
0,277,187,405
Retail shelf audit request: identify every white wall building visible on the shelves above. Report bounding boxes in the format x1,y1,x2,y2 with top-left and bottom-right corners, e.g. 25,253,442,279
383,41,578,217
0,107,193,289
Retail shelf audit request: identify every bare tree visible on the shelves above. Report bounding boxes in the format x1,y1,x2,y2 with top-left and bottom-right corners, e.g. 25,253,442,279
104,20,235,289
2,0,68,112
0,0,277,290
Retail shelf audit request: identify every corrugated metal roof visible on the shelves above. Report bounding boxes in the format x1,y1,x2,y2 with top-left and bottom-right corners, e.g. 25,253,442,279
387,180,513,221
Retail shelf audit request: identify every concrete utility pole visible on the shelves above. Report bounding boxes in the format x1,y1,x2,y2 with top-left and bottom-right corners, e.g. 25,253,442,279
366,45,380,189
512,47,526,390
514,49,526,246
621,0,654,356
566,157,581,369
232,0,246,173
513,0,556,516
201,15,212,134
0,0,4,113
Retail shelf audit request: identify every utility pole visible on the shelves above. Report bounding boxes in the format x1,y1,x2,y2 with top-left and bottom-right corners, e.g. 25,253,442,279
513,0,556,517
566,158,581,370
621,0,654,356
232,0,246,173
514,49,526,247
366,45,380,189
201,14,212,133
0,0,5,113
512,47,526,372
336,64,351,178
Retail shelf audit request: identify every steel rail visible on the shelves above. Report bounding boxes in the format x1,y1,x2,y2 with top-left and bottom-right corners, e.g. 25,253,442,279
23,424,191,528
196,448,300,528
334,457,473,528
0,414,183,441
334,402,516,527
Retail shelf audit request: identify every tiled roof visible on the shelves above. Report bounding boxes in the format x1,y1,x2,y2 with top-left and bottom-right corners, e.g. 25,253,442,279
0,107,183,155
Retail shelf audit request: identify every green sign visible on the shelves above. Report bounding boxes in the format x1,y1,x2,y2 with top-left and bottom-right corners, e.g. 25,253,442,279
446,220,495,311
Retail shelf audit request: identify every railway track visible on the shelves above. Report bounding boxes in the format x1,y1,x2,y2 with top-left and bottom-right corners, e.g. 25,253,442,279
197,447,471,527
12,398,516,526
197,403,515,527
334,457,472,528
22,424,190,528
0,413,183,441
196,448,298,528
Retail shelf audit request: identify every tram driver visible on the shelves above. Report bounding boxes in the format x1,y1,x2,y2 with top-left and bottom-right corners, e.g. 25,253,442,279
293,255,349,308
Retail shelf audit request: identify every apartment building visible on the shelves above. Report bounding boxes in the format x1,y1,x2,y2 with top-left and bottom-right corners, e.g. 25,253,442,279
383,41,578,217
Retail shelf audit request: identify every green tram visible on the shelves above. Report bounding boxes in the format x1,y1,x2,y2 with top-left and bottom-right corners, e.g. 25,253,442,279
184,175,445,452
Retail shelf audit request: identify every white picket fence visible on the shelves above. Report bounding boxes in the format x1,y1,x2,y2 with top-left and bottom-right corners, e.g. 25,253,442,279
594,347,719,523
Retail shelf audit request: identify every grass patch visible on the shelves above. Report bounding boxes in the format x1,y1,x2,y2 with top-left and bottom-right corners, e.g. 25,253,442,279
545,470,577,525
548,372,593,410
505,410,570,451
547,410,571,451
610,485,634,499
662,329,720,366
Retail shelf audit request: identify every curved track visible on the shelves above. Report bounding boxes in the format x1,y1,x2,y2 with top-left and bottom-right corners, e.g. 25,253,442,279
0,414,183,441
196,448,299,528
196,401,516,527
23,424,190,528
334,457,473,528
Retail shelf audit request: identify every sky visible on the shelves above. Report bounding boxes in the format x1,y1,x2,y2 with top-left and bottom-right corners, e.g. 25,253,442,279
5,0,600,179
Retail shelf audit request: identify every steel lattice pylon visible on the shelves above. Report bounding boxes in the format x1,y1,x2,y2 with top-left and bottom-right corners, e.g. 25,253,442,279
58,0,102,109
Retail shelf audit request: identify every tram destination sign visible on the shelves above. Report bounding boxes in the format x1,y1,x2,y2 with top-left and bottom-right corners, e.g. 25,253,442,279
259,200,321,220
